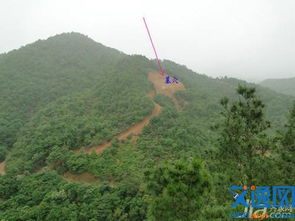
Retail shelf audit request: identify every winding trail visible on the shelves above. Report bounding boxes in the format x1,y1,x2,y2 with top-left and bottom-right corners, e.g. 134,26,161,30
94,103,162,154
81,90,162,155
64,72,185,183
80,91,162,154
77,72,185,156
0,72,185,180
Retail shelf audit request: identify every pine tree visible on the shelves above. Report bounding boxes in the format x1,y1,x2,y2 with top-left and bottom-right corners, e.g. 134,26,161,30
218,85,271,186
281,102,295,185
144,158,212,221
282,102,295,149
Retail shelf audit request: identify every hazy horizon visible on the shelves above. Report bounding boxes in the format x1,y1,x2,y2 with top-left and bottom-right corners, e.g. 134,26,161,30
1,0,294,82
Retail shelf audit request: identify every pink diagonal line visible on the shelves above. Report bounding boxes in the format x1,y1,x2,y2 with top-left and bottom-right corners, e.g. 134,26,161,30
143,17,165,75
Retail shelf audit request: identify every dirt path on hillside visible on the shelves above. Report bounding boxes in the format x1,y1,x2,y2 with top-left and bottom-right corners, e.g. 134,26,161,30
0,72,185,179
0,161,5,175
90,102,162,154
79,72,185,155
64,72,185,183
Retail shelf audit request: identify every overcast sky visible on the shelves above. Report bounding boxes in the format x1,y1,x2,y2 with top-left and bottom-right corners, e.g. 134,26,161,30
0,0,294,82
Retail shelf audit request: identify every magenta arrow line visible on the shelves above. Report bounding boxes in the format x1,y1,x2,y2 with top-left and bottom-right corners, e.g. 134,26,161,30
143,17,165,75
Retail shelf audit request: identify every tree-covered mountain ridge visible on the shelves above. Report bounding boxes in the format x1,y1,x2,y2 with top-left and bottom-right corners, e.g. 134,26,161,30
260,77,295,96
0,32,293,174
0,32,294,220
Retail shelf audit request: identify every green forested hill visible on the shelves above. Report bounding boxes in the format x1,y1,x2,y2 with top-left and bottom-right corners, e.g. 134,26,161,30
260,77,295,96
0,32,129,159
0,33,294,220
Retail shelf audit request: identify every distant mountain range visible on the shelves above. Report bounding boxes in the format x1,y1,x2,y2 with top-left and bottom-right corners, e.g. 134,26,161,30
260,77,295,96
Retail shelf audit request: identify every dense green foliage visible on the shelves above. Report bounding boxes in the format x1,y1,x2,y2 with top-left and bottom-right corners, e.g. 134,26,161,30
0,32,125,155
144,158,212,220
218,86,271,185
0,33,294,220
282,102,295,149
280,102,295,185
0,171,147,220
6,55,154,174
260,77,295,96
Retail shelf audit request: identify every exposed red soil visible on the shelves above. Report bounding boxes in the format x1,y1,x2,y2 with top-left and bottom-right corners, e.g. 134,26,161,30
0,161,5,175
148,72,185,110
